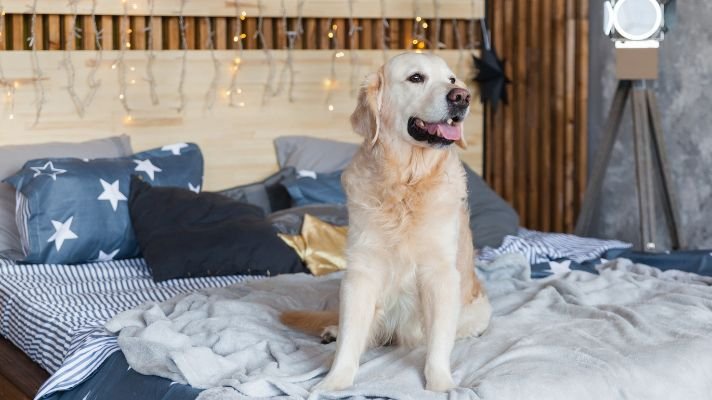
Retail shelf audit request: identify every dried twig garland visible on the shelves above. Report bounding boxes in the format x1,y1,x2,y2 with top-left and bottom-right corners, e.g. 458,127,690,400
275,0,305,102
176,0,189,113
255,0,277,104
203,16,221,111
0,2,15,120
144,0,159,105
28,0,46,125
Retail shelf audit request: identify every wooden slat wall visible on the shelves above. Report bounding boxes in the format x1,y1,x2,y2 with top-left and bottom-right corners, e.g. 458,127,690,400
0,15,481,51
485,0,589,233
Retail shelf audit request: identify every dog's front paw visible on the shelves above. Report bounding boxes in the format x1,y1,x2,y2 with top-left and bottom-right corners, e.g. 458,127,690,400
314,372,353,392
425,369,455,392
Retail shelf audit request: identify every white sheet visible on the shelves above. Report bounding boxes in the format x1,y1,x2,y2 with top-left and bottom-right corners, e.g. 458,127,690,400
107,256,712,400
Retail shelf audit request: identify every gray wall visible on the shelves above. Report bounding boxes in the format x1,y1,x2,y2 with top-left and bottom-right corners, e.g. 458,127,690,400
588,1,712,250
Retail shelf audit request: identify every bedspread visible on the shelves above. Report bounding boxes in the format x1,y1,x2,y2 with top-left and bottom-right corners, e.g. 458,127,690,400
107,256,712,400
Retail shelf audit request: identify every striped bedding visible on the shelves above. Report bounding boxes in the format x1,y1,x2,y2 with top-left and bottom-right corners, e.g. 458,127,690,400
0,230,630,399
0,257,258,399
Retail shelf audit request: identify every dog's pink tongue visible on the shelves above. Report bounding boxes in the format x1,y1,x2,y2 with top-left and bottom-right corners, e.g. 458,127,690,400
435,122,462,140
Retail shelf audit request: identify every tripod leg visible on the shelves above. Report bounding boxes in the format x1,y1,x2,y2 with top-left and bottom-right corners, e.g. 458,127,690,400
646,90,686,249
631,85,655,250
575,81,632,236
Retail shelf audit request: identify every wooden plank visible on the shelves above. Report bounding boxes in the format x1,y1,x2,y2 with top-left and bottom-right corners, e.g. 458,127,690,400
197,16,209,50
82,15,95,50
150,16,162,50
441,19,453,49
318,18,330,49
388,18,399,50
184,16,195,49
215,17,227,49
0,50,482,190
360,18,373,50
575,0,589,221
132,16,146,50
100,15,113,50
552,0,566,232
514,0,528,225
502,0,515,205
46,14,59,49
1,0,486,19
12,14,24,50
526,0,541,229
564,0,576,232
539,0,552,231
32,13,43,50
62,14,74,50
304,17,317,49
166,16,179,49
244,17,256,49
334,18,346,50
266,18,277,49
276,17,288,50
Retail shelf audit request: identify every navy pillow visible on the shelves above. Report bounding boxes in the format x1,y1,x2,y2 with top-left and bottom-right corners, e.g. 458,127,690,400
283,170,346,206
3,143,203,264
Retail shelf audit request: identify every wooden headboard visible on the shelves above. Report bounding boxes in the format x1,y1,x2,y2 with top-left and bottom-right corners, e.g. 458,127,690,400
0,1,484,191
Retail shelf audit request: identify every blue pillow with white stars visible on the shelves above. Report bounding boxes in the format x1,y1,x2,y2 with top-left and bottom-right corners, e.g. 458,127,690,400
3,143,203,264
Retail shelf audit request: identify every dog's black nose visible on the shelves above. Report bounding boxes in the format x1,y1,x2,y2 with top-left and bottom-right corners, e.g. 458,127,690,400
447,88,471,107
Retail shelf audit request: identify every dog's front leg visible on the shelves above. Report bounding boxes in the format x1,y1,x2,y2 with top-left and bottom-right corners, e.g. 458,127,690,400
315,268,379,392
419,266,461,392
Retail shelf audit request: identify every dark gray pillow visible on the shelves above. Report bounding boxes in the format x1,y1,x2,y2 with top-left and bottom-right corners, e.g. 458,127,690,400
219,168,296,214
464,163,520,249
274,136,359,173
0,135,132,258
268,204,348,235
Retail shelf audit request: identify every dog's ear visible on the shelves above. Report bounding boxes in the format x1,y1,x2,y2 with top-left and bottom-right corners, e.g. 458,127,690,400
350,69,384,143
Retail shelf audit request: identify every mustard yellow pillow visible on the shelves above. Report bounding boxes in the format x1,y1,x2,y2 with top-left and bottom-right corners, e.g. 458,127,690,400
279,214,347,276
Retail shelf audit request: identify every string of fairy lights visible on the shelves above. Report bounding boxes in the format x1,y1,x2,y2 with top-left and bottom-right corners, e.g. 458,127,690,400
0,0,478,124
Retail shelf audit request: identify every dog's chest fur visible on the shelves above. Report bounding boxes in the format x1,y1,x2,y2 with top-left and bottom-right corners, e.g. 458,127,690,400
343,145,468,346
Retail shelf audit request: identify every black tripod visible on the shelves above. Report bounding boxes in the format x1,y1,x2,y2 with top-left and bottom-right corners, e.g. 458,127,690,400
575,80,685,250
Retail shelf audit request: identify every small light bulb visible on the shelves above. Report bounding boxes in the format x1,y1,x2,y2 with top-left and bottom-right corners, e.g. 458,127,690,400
422,22,428,29
126,42,131,48
238,101,245,107
234,57,241,64
127,29,132,34
13,81,18,88
332,24,338,30
119,94,125,100
236,88,242,94
125,115,133,123
335,51,345,58
132,3,138,9
241,11,247,17
323,78,332,87
111,63,117,69
129,66,135,71
327,32,334,38
417,41,425,49
412,39,419,45
225,90,231,96
8,114,14,120
240,33,247,39
130,79,136,84
416,16,422,22
328,104,334,111
233,35,239,42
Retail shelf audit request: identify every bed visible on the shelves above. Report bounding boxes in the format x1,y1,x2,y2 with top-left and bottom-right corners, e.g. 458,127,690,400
0,230,637,400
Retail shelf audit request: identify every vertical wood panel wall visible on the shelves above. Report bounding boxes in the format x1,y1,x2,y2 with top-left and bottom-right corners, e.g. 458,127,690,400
485,0,589,233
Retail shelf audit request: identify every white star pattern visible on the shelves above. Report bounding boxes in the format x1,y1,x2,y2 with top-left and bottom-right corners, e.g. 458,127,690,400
96,249,120,261
161,143,188,156
31,161,67,181
47,217,78,252
133,159,162,181
97,179,127,211
548,260,572,276
188,183,201,193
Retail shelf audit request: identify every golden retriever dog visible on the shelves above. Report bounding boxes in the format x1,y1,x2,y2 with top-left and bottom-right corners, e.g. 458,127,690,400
281,52,491,393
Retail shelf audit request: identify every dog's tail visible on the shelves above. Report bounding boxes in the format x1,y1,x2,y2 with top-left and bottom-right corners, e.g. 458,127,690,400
280,310,339,336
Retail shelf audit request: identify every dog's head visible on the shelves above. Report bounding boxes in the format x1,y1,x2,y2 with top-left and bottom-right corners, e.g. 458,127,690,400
351,53,471,149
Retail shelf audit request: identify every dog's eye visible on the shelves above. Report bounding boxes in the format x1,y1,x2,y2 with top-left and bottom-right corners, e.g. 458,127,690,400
407,73,425,83
449,77,456,84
